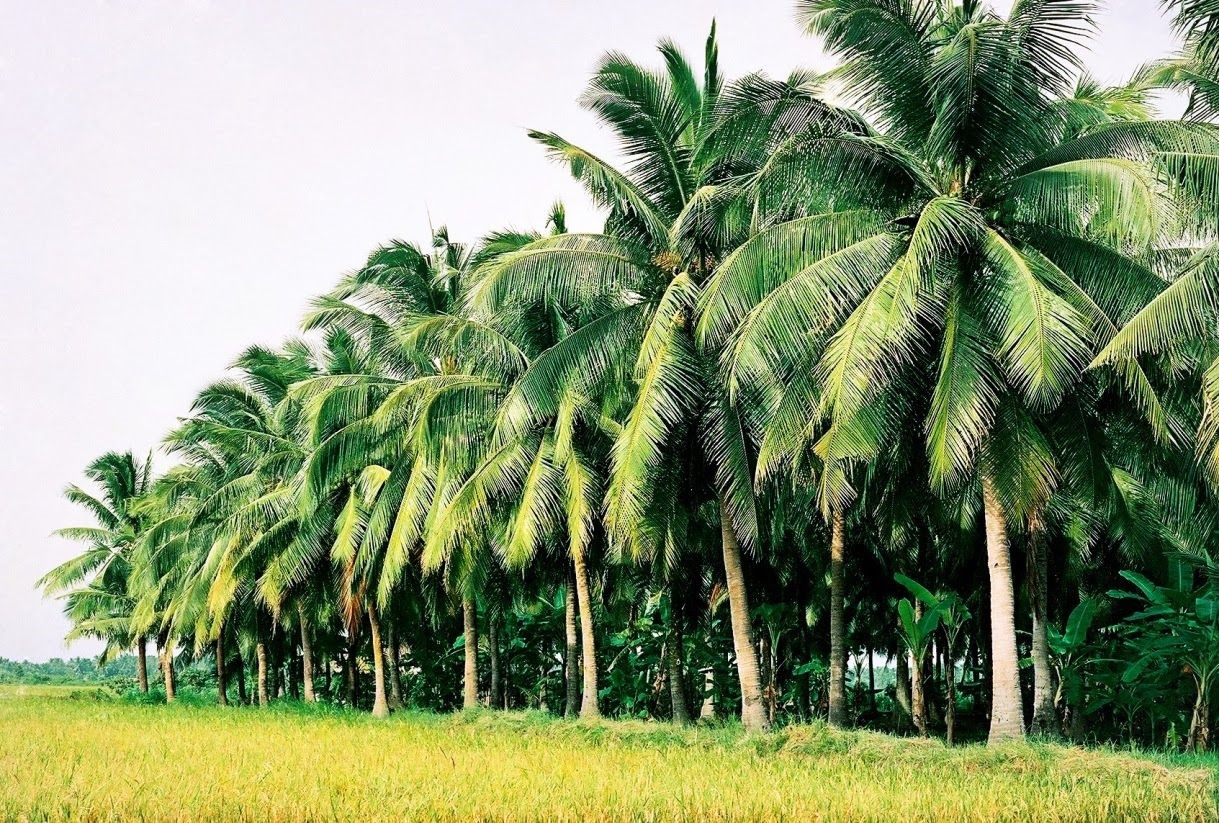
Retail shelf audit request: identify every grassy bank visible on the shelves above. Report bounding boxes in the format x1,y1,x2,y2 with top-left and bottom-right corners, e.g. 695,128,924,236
0,686,1214,821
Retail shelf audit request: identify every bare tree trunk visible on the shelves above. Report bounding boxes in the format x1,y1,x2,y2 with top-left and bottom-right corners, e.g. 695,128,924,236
386,623,403,711
368,604,390,718
667,610,691,725
298,603,316,703
571,548,600,719
462,594,479,710
910,605,928,736
216,635,228,706
256,635,269,708
983,475,1025,743
867,647,876,713
719,497,769,732
488,614,501,709
945,639,957,746
1027,512,1055,737
344,642,357,708
828,509,848,727
564,567,581,717
157,631,175,703
136,636,149,694
162,645,176,703
700,668,716,719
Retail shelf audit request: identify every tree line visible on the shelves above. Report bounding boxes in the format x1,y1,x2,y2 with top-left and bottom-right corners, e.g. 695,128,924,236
41,0,1219,750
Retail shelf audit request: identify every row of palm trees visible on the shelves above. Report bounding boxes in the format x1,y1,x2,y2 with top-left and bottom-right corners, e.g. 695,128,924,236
43,0,1219,744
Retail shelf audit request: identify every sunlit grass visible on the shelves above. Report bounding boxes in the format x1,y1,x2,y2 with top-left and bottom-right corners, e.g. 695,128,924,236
0,686,1213,821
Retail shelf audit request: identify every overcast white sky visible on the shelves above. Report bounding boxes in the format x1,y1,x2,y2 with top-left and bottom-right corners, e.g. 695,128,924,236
0,1,1178,661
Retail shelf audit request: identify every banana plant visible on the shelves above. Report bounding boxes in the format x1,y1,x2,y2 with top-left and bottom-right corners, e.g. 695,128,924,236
893,574,942,737
1111,570,1219,752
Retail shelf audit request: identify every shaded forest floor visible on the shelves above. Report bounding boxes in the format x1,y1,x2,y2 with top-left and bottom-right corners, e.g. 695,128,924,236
0,685,1214,821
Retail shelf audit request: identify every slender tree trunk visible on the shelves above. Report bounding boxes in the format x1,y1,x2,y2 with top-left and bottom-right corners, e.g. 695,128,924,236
136,636,149,694
344,638,358,708
983,475,1025,743
719,497,768,732
256,635,269,708
867,647,876,713
945,639,957,746
910,653,928,736
462,594,479,710
667,608,691,725
367,604,390,718
563,567,581,717
828,509,848,727
1027,512,1055,737
1188,678,1210,752
487,614,501,709
571,548,601,719
386,623,403,711
298,604,315,703
163,645,176,703
700,667,716,719
216,635,228,706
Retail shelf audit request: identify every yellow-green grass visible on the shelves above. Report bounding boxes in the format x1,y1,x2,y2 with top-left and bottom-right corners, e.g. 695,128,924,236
0,686,1213,822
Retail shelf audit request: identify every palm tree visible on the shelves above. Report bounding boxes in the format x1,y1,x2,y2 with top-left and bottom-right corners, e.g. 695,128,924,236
470,24,838,732
41,452,155,691
699,0,1219,741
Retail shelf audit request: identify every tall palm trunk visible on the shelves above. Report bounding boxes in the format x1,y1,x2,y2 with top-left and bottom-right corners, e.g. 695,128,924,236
667,606,691,724
828,509,847,727
488,615,501,709
945,637,958,746
386,623,404,710
216,635,228,706
571,549,601,719
157,630,175,703
983,475,1025,743
298,603,316,703
563,567,581,717
719,497,768,732
462,594,480,710
256,635,270,707
910,603,928,736
367,604,390,718
1027,512,1055,737
136,636,149,694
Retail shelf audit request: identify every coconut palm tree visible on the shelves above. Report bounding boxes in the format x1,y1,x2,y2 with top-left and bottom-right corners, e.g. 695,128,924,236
41,452,155,691
698,0,1219,741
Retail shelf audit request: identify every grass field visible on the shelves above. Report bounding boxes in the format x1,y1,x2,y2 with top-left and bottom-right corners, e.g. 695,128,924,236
0,686,1215,821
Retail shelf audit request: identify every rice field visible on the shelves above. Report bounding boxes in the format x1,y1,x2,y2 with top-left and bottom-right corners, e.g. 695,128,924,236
0,685,1215,821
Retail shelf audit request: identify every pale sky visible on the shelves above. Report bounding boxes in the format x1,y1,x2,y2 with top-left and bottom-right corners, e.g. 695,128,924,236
0,0,1178,662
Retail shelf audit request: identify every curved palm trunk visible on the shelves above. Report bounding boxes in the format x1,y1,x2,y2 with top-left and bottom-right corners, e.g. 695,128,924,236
136,636,149,694
563,568,581,717
571,549,601,719
983,475,1025,743
386,623,404,711
367,604,390,718
718,497,768,732
462,595,479,710
298,603,316,703
828,509,848,727
1027,513,1055,737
